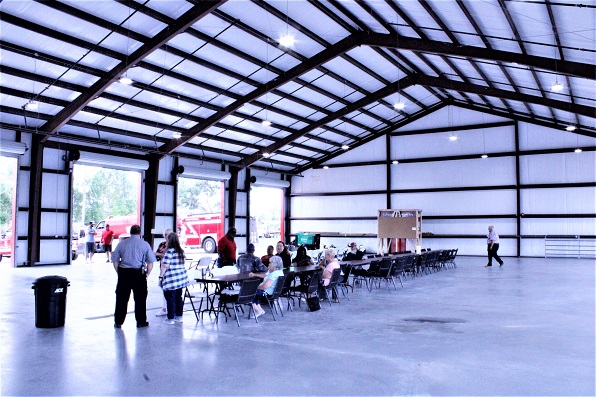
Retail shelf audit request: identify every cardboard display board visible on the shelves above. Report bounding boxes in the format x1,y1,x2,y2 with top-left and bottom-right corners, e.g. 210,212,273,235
378,216,417,238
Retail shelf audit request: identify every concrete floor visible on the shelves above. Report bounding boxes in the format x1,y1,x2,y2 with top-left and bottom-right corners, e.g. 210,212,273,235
0,256,594,396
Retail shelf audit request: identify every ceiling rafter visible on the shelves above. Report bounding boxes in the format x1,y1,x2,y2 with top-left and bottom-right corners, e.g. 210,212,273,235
156,32,365,155
496,0,556,121
361,33,595,80
455,0,532,115
35,1,226,140
545,0,580,126
238,75,418,168
416,75,594,118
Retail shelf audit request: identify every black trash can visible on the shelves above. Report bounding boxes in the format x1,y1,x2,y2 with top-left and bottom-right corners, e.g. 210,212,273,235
32,276,70,328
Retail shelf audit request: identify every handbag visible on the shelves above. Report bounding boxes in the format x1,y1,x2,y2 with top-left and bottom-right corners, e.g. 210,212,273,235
306,296,320,312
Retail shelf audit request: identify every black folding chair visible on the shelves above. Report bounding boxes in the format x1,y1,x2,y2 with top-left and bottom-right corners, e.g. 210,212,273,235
289,270,322,308
263,274,287,321
217,278,261,326
321,268,342,306
338,264,353,300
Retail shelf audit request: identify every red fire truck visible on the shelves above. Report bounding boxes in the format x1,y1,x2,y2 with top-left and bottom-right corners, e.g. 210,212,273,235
0,229,11,262
178,213,223,253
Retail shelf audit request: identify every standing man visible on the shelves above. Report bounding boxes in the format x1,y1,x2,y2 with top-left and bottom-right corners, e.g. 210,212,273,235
101,224,115,263
85,221,97,264
111,225,156,328
486,225,504,267
217,226,237,267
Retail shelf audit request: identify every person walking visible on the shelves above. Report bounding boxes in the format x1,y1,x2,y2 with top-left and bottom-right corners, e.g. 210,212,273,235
85,221,97,264
486,225,504,267
112,225,157,328
159,233,189,325
101,224,115,263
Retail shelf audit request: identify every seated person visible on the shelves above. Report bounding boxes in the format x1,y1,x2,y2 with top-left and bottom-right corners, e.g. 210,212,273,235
275,241,292,270
236,243,267,274
317,248,340,300
292,245,314,286
343,242,364,261
250,256,284,318
260,245,274,266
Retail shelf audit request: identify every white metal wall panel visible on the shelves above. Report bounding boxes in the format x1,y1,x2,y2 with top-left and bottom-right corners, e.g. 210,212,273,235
291,219,378,235
158,156,175,181
17,168,29,208
393,127,514,160
521,239,546,257
521,187,596,214
154,215,175,236
325,136,387,164
292,165,386,194
391,190,516,216
520,152,596,184
40,211,68,237
41,173,70,209
518,122,596,151
39,240,67,264
423,218,516,236
397,106,507,131
291,194,386,218
155,184,174,214
393,157,516,190
521,218,596,236
42,148,66,169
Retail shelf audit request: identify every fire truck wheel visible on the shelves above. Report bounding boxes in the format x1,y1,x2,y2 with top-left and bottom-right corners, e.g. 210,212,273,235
203,237,216,253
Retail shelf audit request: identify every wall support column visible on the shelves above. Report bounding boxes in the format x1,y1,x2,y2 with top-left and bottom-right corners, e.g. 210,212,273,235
227,166,239,228
27,134,43,266
143,154,160,248
514,121,521,257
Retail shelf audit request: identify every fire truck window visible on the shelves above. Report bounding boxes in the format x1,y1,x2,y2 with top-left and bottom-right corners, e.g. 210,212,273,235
177,177,223,255
250,186,283,254
0,156,17,266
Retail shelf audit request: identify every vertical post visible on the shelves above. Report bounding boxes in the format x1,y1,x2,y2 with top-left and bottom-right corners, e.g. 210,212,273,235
514,121,521,257
227,166,239,227
284,175,291,244
27,135,44,266
386,132,392,209
143,154,160,248
172,157,179,233
245,168,251,248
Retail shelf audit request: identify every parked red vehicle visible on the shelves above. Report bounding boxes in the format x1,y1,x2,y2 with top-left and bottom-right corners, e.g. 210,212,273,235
178,213,223,253
93,215,138,252
0,230,11,262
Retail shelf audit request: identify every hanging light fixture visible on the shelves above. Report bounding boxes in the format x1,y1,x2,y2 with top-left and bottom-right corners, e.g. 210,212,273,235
323,165,329,169
551,82,564,92
574,148,582,153
24,101,39,110
279,34,295,47
565,125,576,132
341,144,349,150
172,132,182,139
392,160,399,165
393,102,405,110
481,154,488,159
449,135,458,141
119,76,133,85
261,120,272,127
262,152,270,158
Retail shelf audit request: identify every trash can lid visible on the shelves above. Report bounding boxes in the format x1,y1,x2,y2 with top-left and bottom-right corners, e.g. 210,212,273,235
33,275,69,286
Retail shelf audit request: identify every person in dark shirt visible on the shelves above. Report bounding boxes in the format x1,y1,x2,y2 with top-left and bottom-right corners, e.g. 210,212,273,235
261,245,274,266
217,226,237,267
343,242,364,261
237,243,267,273
275,240,291,270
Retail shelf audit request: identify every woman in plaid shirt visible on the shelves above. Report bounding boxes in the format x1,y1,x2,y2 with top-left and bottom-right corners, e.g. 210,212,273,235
159,233,189,324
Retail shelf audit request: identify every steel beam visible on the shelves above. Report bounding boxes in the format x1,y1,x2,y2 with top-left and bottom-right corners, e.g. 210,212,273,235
362,33,596,80
38,1,226,138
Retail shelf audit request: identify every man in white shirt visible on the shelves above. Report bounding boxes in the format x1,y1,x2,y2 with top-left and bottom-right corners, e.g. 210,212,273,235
85,221,97,264
486,225,504,267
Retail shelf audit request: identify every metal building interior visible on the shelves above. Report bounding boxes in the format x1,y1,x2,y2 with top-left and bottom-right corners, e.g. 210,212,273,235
0,1,594,396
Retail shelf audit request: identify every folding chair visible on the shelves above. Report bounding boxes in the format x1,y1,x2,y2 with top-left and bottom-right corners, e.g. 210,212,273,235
217,278,261,326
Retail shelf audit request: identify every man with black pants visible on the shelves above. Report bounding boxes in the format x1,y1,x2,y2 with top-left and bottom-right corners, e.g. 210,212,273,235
111,225,157,328
486,225,504,267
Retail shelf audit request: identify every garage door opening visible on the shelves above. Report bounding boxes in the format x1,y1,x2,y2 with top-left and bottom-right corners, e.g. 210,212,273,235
0,156,17,266
72,164,141,263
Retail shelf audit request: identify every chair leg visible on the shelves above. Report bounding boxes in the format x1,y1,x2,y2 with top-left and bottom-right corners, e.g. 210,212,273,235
267,299,277,321
232,304,241,327
276,299,284,317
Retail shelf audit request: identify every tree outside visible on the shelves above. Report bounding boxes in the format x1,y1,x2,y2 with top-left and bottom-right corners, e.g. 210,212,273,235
72,165,139,225
177,177,221,217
